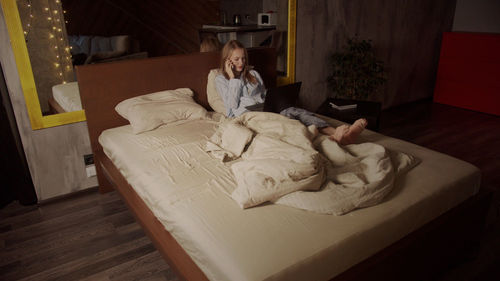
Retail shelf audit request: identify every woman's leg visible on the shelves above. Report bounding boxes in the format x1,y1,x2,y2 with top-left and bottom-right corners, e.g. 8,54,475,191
279,107,330,127
280,107,366,145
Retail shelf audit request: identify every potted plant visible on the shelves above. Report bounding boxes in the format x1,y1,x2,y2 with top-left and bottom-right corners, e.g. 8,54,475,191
327,36,386,101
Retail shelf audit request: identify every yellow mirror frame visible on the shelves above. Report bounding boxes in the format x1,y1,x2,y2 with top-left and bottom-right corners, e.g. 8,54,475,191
277,0,296,86
2,0,295,129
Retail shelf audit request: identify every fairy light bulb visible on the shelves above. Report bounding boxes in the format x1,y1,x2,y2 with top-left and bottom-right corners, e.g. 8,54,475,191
23,0,74,83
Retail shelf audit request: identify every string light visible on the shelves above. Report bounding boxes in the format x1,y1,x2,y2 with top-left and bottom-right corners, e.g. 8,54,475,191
20,0,74,85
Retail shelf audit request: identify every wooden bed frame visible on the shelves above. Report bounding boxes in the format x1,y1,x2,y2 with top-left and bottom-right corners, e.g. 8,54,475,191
77,48,492,281
48,97,66,114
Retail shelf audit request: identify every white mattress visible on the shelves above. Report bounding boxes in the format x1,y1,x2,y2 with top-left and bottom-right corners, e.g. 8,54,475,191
52,81,82,112
98,117,480,281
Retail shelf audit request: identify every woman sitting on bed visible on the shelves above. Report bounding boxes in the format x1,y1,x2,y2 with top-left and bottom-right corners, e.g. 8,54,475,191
215,40,367,145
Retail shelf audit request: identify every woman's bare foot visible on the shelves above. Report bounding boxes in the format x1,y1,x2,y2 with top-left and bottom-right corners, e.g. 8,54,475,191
320,125,348,143
340,118,367,145
320,119,367,145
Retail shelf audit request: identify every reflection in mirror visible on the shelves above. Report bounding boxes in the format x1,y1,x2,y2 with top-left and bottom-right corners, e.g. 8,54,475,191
17,0,76,116
2,0,295,129
215,0,289,76
263,0,288,76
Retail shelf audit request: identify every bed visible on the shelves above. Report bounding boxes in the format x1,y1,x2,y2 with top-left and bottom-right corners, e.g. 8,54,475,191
48,81,82,113
76,48,491,281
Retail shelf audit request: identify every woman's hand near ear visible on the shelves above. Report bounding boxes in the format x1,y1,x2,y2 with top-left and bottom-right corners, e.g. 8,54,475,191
225,59,235,79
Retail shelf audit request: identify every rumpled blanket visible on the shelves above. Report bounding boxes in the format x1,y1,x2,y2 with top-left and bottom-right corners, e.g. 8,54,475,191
205,112,418,215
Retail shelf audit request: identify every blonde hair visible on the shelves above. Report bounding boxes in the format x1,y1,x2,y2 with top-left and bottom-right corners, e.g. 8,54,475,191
200,36,221,52
220,40,257,84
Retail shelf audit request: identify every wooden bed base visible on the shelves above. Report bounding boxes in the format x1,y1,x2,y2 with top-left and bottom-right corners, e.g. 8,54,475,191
77,49,492,281
48,97,66,114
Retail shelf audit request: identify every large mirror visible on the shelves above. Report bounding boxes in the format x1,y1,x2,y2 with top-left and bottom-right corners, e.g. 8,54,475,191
1,0,295,130
1,0,85,129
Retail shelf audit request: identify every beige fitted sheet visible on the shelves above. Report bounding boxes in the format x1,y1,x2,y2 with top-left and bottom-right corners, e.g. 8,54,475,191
98,117,480,281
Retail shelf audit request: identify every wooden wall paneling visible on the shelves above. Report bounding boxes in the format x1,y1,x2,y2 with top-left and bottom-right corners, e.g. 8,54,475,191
295,0,457,111
0,7,97,201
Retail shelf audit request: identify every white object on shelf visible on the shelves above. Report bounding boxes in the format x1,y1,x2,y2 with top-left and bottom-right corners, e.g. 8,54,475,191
202,24,241,30
329,102,357,111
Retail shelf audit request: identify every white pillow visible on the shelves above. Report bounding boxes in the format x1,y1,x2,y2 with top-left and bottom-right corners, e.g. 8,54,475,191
115,88,208,134
207,69,227,114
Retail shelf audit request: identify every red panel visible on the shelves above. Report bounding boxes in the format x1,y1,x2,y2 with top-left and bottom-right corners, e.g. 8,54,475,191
433,32,500,116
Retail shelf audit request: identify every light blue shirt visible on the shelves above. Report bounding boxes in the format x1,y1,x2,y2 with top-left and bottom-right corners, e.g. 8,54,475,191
215,70,266,117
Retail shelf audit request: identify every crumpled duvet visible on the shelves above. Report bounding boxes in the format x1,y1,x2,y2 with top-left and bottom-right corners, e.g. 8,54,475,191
205,112,418,215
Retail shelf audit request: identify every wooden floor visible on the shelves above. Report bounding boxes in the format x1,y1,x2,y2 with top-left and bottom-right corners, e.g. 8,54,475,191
1,100,499,281
379,100,500,281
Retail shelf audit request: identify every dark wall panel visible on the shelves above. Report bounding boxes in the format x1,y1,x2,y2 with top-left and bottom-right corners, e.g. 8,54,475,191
62,0,220,57
296,0,457,110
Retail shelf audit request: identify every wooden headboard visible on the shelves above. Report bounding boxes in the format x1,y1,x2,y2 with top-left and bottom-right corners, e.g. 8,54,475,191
77,47,277,158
